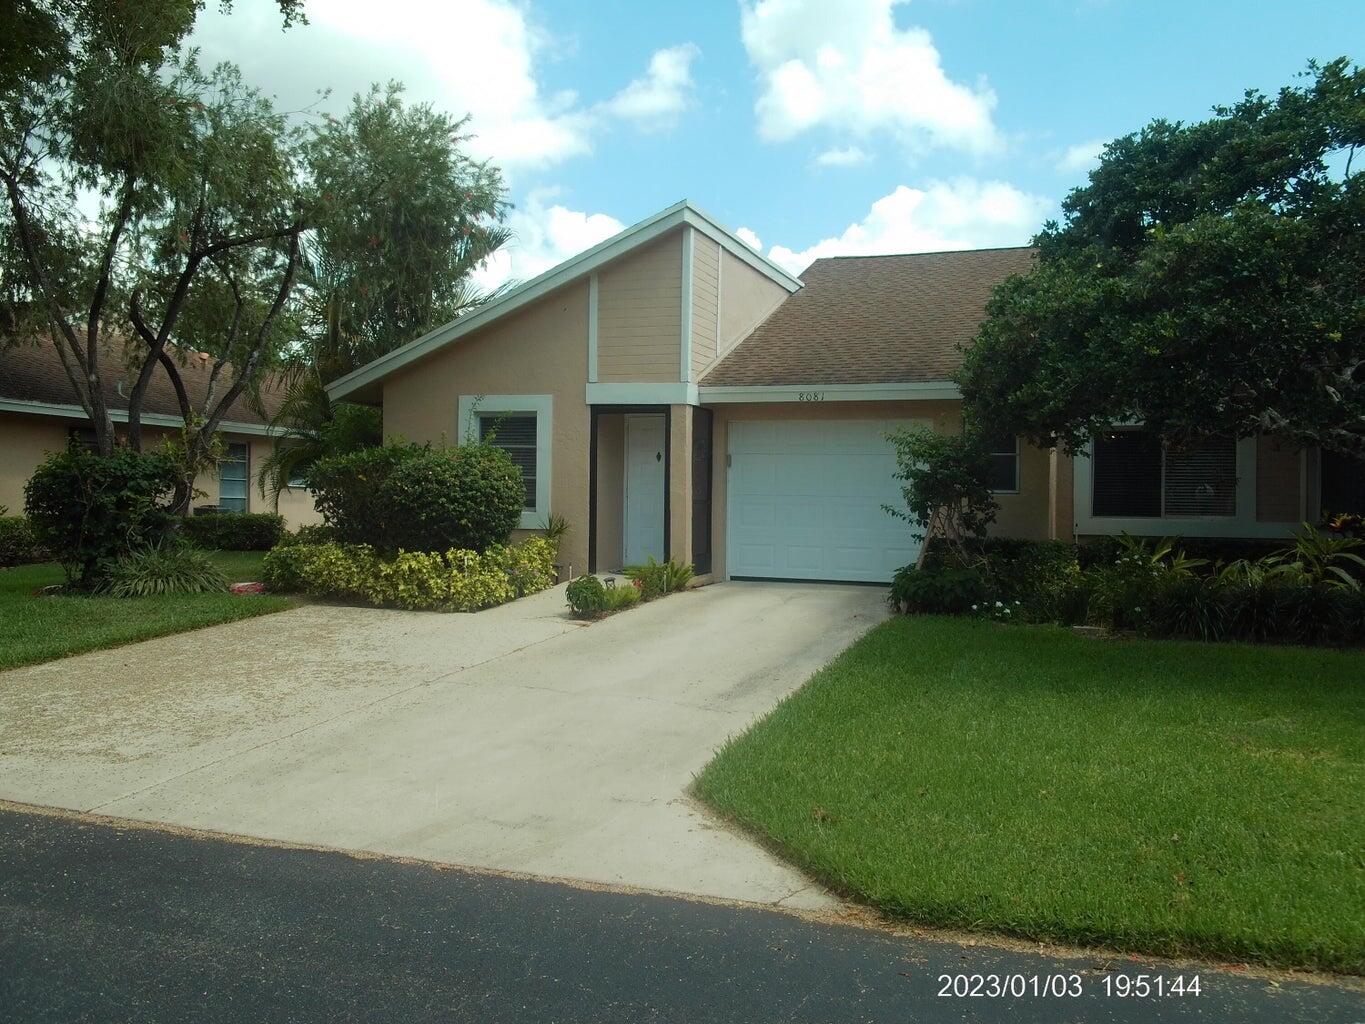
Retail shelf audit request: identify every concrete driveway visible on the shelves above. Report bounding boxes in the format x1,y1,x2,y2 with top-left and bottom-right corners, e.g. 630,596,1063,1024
0,581,887,909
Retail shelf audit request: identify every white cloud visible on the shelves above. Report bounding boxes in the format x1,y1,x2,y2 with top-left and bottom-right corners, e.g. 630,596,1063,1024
472,191,625,290
601,44,701,128
739,0,999,156
1056,139,1105,174
735,226,763,250
190,1,693,172
766,180,1051,276
813,145,870,167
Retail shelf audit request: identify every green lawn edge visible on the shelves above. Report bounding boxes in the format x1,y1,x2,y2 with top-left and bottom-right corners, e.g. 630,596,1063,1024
693,616,1365,974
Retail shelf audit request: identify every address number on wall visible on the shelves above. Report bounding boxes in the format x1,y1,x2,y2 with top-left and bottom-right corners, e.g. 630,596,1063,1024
797,391,825,402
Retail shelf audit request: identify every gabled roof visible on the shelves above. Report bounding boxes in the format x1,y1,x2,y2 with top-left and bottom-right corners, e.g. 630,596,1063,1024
327,200,803,403
0,337,285,434
701,246,1036,387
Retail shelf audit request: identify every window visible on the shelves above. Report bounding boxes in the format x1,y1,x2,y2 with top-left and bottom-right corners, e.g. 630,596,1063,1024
287,466,309,489
1321,450,1365,516
219,442,249,512
479,413,538,510
1092,429,1236,519
985,434,1019,493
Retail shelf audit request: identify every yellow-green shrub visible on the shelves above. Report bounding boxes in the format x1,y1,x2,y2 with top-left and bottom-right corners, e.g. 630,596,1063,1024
262,538,554,612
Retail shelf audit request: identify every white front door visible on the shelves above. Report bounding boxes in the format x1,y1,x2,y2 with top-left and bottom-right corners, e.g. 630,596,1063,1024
624,414,666,566
727,418,923,583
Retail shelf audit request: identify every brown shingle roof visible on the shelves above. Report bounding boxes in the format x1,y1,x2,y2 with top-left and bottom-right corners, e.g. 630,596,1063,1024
0,337,284,425
701,246,1036,387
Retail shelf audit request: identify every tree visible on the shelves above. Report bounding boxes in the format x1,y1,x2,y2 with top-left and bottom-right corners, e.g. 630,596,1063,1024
885,425,998,566
0,2,507,510
958,58,1365,458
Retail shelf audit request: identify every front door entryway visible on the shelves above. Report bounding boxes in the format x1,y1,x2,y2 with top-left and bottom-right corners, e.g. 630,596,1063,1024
624,414,666,566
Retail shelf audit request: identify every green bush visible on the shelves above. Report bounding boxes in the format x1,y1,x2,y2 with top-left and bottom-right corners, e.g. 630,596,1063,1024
623,557,694,600
889,565,991,615
0,516,46,566
95,540,228,597
602,581,641,612
566,574,608,618
24,443,180,586
276,523,340,547
260,537,555,612
308,442,524,554
381,443,524,554
180,512,285,551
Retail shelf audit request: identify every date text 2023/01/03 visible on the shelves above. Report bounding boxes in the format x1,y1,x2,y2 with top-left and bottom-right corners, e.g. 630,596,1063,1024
936,974,1202,999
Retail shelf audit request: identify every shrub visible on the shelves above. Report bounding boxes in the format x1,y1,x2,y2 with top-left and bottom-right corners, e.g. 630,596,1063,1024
566,574,608,618
623,557,694,600
0,516,46,566
95,540,228,597
24,443,179,586
885,426,998,561
180,512,285,551
889,565,991,615
276,523,340,547
308,442,524,554
602,581,641,612
381,443,524,554
261,538,553,612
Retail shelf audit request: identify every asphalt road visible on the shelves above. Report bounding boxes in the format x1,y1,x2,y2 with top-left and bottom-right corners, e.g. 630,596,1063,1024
1,807,1359,1024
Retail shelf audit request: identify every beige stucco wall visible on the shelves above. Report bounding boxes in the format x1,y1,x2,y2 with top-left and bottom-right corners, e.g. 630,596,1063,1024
596,230,683,384
1049,449,1076,541
717,248,790,356
381,279,593,574
0,412,317,528
1256,435,1303,522
994,441,1052,541
690,233,720,379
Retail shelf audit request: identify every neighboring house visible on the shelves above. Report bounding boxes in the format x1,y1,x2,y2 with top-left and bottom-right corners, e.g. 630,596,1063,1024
0,340,321,528
327,199,1351,584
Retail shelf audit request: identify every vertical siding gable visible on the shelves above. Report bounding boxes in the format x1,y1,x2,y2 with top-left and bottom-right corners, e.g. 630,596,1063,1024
691,235,720,378
596,231,684,383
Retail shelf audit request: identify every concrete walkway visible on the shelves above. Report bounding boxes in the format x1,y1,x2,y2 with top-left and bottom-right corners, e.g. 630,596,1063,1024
0,581,888,909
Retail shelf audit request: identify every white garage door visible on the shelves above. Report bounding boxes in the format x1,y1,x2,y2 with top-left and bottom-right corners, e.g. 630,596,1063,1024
727,419,923,583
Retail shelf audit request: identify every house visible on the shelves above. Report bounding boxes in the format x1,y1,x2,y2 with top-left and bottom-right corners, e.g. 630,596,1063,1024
0,340,321,528
326,200,1348,584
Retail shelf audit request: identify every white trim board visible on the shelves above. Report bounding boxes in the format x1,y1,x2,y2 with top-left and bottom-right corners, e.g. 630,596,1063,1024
699,381,961,404
680,227,695,384
0,397,276,436
587,272,599,384
327,200,803,403
587,382,699,406
456,393,554,531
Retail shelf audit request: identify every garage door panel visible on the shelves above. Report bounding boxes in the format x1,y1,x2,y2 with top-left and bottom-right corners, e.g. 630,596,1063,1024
727,418,922,583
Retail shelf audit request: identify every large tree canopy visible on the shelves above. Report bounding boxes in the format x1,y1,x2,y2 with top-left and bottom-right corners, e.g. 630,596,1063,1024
958,58,1364,457
0,0,507,507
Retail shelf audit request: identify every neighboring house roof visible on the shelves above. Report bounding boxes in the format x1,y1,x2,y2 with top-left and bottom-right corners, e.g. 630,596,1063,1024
0,336,286,435
326,199,804,403
700,247,1036,387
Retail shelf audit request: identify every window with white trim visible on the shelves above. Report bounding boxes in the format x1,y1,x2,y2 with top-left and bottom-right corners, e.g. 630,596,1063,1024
986,433,1019,493
478,413,537,510
1092,429,1236,519
219,442,249,512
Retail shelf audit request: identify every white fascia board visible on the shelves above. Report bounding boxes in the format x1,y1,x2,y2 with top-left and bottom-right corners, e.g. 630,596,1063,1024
679,205,803,293
327,200,804,403
698,381,962,403
680,227,695,383
586,382,699,406
0,397,275,436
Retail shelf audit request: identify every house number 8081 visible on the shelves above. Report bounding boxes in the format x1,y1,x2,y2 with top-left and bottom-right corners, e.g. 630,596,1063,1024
797,391,824,402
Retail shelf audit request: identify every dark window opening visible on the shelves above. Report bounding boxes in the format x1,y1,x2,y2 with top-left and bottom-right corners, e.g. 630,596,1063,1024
480,413,537,510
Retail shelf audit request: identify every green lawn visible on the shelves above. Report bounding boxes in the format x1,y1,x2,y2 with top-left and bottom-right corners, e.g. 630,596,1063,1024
695,615,1365,973
0,551,294,671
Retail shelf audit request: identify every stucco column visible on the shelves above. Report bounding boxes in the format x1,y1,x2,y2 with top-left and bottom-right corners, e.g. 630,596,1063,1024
668,404,692,566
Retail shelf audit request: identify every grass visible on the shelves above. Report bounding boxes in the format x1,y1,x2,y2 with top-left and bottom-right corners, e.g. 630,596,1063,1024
694,615,1365,974
0,551,294,671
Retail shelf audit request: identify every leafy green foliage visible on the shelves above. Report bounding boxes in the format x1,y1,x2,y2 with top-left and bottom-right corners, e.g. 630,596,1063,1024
885,426,998,560
888,565,990,615
261,537,555,612
959,59,1365,458
622,557,694,600
565,575,608,619
179,511,284,551
0,515,46,566
307,441,523,554
95,539,228,596
23,443,179,586
602,582,641,612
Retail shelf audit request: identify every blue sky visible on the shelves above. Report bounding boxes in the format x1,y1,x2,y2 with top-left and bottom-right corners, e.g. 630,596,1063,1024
194,0,1361,283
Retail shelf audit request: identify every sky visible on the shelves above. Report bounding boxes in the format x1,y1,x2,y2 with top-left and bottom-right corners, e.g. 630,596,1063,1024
190,0,1362,287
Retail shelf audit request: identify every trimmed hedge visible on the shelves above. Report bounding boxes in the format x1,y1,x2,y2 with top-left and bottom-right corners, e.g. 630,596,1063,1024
0,516,47,566
181,512,285,551
261,536,556,612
